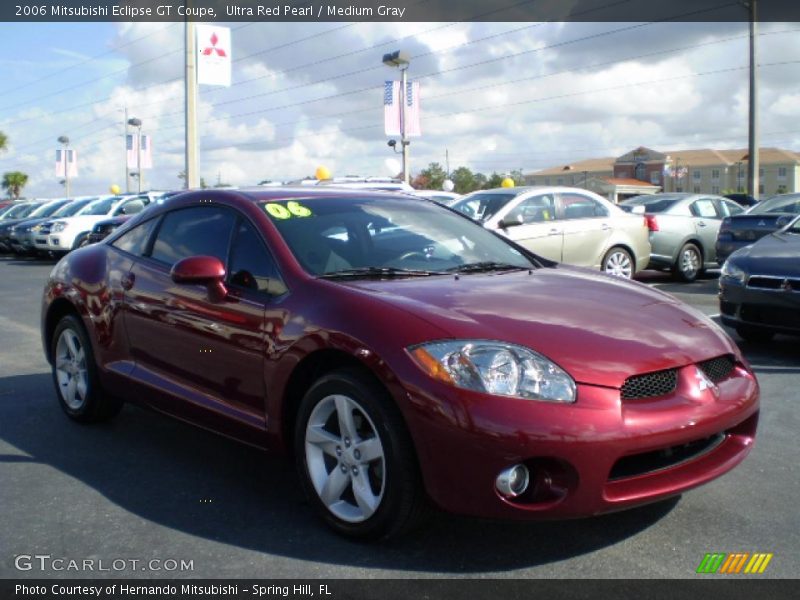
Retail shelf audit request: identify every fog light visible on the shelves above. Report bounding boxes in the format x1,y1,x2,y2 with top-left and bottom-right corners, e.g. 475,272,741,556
495,464,530,498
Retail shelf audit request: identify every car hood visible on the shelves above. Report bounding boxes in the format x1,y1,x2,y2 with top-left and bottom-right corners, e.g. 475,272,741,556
53,215,108,229
733,231,800,275
340,267,736,388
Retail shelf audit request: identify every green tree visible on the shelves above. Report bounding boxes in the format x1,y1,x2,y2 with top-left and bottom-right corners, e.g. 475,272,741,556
485,172,505,189
509,169,525,186
451,166,483,194
0,131,8,153
416,162,447,190
2,171,28,199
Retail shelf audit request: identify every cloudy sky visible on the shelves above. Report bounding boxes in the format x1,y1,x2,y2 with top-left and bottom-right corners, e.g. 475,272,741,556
0,18,799,197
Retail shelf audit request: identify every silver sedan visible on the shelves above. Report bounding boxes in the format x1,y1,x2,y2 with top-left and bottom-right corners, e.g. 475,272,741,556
619,193,744,282
452,186,651,278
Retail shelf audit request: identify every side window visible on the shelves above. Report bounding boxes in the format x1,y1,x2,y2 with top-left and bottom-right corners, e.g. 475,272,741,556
691,199,720,219
505,195,556,224
111,218,159,256
559,194,609,219
720,200,744,217
228,219,286,297
150,206,236,266
114,198,147,216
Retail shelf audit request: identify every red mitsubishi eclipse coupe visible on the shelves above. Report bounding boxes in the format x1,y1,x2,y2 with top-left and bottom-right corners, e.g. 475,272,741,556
41,188,759,539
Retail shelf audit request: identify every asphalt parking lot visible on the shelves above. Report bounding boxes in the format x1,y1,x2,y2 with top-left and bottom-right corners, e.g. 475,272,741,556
0,256,796,579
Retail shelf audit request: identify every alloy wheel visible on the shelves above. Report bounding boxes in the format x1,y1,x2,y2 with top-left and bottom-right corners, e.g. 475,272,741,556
680,246,701,279
304,394,386,523
54,328,89,410
603,250,633,278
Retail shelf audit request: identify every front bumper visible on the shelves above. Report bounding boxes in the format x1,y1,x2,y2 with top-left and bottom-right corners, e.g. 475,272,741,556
719,278,800,336
399,361,759,520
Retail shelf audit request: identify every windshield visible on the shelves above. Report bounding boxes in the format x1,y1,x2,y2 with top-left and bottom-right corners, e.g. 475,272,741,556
77,196,122,216
451,192,521,223
29,200,70,218
52,198,96,217
619,195,684,213
748,194,800,215
4,203,41,219
261,196,536,276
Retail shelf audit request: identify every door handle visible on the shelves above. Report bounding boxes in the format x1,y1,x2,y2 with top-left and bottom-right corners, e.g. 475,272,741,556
548,228,560,236
121,273,135,290
601,223,610,231
697,221,707,228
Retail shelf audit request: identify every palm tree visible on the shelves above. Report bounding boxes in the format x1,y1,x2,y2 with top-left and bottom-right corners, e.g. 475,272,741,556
2,171,29,199
0,131,7,153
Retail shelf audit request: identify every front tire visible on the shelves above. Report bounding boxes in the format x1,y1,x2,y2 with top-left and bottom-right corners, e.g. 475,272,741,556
602,247,634,279
51,315,122,422
673,243,703,282
295,369,425,540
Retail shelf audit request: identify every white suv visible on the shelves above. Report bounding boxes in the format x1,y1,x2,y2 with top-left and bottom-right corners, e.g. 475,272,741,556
36,195,149,255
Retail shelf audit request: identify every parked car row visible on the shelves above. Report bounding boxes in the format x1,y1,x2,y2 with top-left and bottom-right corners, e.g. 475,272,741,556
0,191,176,257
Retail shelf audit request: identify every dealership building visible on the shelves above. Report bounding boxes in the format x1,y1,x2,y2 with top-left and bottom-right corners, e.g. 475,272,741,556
524,146,800,203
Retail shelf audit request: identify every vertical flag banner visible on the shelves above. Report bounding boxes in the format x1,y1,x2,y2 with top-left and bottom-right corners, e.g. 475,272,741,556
55,149,78,178
384,81,401,136
127,133,153,169
140,134,153,169
405,81,421,137
197,24,232,87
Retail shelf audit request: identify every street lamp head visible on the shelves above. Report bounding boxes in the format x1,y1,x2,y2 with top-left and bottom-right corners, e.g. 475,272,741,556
57,135,69,145
387,139,397,148
382,50,410,68
127,117,142,128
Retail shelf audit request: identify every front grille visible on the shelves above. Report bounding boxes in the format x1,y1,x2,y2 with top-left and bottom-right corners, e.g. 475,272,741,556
609,433,726,480
698,355,735,384
747,276,800,292
620,368,678,400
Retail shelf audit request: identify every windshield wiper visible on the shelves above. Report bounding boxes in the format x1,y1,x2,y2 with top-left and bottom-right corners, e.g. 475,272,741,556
319,266,441,279
445,261,530,274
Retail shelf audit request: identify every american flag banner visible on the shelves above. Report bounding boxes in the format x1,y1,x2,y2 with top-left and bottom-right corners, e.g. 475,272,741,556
404,81,421,137
55,149,78,178
126,133,153,169
139,134,153,169
384,81,401,136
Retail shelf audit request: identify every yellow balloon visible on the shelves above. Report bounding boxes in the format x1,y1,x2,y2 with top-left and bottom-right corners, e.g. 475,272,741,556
315,166,331,180
109,184,121,194
501,177,515,188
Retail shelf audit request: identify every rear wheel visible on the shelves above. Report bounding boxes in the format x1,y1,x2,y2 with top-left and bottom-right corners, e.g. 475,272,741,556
602,247,634,279
736,326,775,343
673,243,703,282
295,369,426,540
51,315,122,422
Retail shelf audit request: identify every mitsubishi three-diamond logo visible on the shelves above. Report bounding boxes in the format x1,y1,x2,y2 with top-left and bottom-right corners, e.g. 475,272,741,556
202,32,227,57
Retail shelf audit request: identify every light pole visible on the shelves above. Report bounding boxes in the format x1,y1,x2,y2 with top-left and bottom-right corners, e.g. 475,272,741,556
57,135,70,199
383,50,410,185
127,117,143,193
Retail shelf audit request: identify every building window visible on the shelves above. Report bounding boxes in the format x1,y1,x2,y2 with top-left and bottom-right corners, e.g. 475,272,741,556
557,178,564,185
759,167,765,177
759,184,764,194
634,162,647,181
711,169,720,181
650,171,661,184
693,170,701,181
778,167,787,179
676,186,683,192
544,177,550,185
693,186,701,193
712,186,720,194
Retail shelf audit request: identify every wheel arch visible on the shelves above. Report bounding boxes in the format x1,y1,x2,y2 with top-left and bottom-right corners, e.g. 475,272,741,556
43,298,83,364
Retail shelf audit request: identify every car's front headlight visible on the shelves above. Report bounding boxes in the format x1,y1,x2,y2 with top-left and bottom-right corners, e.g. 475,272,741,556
721,259,747,284
51,221,67,232
409,340,576,403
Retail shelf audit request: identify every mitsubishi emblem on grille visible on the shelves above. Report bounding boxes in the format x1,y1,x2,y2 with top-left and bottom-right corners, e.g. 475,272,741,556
782,279,793,292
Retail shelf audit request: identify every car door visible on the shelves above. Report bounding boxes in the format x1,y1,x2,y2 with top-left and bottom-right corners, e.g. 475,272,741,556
689,197,723,263
494,193,563,261
558,192,612,268
122,205,274,444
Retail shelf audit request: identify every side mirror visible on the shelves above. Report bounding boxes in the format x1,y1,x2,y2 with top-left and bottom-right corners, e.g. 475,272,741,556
498,214,524,229
120,199,145,215
170,255,228,302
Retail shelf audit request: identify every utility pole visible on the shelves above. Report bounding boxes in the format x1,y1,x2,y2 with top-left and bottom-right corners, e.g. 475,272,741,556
445,148,450,177
58,135,70,199
747,0,759,198
124,107,130,193
400,64,409,185
185,20,199,189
